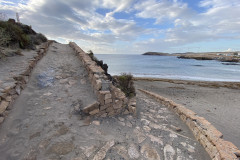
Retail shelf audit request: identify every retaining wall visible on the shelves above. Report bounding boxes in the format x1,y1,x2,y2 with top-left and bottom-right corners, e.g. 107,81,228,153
139,89,240,160
0,41,53,124
69,42,136,117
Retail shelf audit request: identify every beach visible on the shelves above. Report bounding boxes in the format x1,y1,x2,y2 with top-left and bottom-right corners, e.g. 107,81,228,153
134,78,240,149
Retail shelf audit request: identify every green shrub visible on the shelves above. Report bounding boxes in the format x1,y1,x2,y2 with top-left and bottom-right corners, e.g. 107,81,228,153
30,33,47,46
0,20,47,50
115,73,136,98
0,28,11,46
0,20,31,49
87,50,97,61
36,33,47,42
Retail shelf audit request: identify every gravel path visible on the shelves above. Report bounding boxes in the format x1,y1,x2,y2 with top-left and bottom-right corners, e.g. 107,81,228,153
0,43,210,159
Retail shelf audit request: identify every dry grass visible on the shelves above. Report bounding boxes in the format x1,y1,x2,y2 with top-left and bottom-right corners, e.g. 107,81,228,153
114,73,136,97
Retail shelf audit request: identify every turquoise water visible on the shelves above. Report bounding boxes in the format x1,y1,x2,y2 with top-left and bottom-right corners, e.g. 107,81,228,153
95,54,240,82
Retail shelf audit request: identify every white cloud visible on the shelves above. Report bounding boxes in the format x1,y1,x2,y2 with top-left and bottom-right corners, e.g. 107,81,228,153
132,0,240,53
225,48,233,52
199,0,240,8
134,0,193,24
0,0,240,54
0,0,149,53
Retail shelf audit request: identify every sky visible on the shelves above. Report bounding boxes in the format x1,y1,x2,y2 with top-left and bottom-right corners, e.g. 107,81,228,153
0,0,240,54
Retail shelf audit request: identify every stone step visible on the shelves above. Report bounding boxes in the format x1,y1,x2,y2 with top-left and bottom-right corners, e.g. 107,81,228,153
82,101,100,115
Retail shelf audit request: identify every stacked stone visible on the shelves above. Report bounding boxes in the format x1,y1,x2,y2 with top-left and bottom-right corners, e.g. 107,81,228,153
139,89,240,160
69,42,136,117
0,41,53,125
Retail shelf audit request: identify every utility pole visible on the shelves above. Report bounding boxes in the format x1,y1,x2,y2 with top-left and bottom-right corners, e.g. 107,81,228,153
16,13,20,23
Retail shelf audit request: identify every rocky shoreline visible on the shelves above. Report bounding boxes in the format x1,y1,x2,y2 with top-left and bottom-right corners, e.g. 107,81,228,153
142,51,240,63
177,55,240,62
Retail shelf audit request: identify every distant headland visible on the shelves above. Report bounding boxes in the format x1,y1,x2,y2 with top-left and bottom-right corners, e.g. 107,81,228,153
142,51,240,63
142,52,170,56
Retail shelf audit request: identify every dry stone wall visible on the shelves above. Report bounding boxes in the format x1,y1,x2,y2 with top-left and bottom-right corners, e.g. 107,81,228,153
69,42,136,117
0,41,53,124
139,89,240,160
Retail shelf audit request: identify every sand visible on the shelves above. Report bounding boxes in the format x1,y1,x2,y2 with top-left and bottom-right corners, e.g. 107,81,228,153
134,78,240,149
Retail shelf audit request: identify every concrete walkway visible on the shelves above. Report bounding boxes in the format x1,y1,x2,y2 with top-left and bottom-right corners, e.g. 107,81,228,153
0,43,210,159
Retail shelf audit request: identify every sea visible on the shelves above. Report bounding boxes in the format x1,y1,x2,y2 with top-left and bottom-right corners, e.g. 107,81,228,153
95,54,240,82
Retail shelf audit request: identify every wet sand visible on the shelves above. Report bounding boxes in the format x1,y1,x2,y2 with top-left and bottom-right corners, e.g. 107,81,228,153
134,78,240,149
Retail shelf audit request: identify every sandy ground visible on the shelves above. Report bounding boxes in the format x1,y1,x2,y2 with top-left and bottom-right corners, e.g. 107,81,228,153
0,43,210,159
0,49,39,94
134,78,240,149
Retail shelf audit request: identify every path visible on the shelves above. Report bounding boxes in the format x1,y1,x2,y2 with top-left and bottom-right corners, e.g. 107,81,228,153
134,79,240,149
0,43,209,159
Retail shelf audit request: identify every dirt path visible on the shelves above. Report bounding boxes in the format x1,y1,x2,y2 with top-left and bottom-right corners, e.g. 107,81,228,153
0,43,97,159
0,43,209,159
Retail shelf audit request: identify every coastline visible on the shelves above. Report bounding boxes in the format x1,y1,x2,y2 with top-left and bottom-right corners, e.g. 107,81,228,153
134,77,240,89
142,52,240,63
134,77,240,149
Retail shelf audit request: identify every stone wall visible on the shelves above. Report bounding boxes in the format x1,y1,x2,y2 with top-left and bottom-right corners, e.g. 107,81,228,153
69,42,136,117
139,89,240,160
0,41,53,124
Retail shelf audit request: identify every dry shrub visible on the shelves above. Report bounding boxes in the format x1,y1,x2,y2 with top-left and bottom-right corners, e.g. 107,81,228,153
0,27,11,46
115,73,136,98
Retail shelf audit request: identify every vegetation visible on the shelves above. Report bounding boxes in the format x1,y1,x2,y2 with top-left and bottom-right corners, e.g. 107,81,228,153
86,50,136,97
87,50,108,74
114,73,136,98
0,18,47,49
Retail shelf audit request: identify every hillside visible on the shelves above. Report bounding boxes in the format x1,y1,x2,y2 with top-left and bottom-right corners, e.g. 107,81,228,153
0,18,47,59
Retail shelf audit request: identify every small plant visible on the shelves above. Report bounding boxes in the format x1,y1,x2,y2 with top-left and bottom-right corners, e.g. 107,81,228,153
115,73,136,98
87,50,97,60
0,28,11,47
36,33,47,42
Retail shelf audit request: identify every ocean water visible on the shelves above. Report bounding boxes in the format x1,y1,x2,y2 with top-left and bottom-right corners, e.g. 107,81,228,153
95,54,240,82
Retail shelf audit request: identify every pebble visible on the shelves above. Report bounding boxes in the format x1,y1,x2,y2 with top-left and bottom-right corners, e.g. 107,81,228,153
133,128,146,144
126,121,132,128
43,92,52,96
60,79,68,84
0,117,4,124
147,134,163,146
114,145,128,160
141,144,161,160
80,145,98,158
118,117,125,122
93,140,115,160
43,107,52,110
118,121,125,126
143,126,151,132
141,119,150,125
92,121,100,126
128,144,140,159
170,133,177,138
164,144,176,160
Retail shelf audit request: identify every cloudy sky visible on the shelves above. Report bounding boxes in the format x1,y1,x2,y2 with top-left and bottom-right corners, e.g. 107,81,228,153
1,0,240,54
